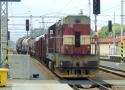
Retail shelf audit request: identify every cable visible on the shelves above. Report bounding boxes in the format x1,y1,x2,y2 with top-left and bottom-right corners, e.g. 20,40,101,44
101,4,121,14
42,0,89,16
58,0,73,12
52,0,57,13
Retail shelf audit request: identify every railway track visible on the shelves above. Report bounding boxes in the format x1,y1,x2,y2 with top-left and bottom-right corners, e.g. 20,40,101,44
69,79,112,90
99,65,125,78
43,63,113,90
32,57,125,90
88,79,112,90
56,66,125,90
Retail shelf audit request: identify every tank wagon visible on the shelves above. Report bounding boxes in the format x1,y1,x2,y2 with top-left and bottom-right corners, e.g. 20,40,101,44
16,37,35,54
16,15,99,78
16,36,26,54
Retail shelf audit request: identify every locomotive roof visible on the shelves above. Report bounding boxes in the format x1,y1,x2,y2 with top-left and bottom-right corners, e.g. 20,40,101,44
63,15,90,24
48,24,56,30
64,15,89,18
48,15,90,31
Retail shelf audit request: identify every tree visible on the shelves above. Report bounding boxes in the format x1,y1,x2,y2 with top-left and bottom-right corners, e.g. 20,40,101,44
98,23,125,38
98,25,109,38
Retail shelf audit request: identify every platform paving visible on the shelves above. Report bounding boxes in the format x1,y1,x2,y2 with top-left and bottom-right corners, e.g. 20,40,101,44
8,54,58,80
1,80,125,90
1,80,73,90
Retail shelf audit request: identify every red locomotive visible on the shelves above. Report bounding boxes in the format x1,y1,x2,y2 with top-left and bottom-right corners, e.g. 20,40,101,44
16,15,99,78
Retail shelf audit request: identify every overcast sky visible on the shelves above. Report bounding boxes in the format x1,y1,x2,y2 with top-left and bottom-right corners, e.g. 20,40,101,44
7,0,123,42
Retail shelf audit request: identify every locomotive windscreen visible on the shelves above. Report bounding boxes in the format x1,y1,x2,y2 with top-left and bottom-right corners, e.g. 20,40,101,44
75,32,80,47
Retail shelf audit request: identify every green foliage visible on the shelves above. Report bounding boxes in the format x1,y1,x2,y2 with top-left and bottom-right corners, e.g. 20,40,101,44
112,23,121,36
98,23,125,38
98,25,109,38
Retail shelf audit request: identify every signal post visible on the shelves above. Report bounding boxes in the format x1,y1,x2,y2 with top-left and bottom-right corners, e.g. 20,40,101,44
93,0,100,55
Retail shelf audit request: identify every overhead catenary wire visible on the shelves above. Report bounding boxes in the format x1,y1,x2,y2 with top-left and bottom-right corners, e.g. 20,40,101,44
42,0,89,16
101,4,121,14
8,0,124,38
57,0,74,13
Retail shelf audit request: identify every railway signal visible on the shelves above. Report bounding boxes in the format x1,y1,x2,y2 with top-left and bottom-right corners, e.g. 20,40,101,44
108,20,112,32
93,0,100,32
93,0,100,15
93,0,100,58
7,31,10,40
26,19,29,31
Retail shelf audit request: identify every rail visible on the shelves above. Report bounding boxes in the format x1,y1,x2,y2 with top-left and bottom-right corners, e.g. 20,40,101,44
88,79,112,90
69,79,112,90
100,55,125,62
99,65,125,77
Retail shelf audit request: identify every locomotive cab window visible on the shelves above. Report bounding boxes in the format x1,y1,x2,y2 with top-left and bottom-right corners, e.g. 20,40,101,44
75,19,81,23
75,32,80,47
50,30,53,34
75,17,81,23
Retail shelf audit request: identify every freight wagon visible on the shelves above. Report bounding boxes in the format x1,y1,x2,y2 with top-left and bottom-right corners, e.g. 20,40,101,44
16,15,99,78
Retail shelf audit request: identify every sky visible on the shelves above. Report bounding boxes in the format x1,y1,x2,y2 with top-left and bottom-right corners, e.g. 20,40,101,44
7,0,123,42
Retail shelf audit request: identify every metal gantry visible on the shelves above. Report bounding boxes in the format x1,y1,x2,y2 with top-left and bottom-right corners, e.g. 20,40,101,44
0,2,8,67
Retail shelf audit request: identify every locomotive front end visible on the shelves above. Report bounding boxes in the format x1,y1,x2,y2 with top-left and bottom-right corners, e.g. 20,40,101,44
63,16,91,55
47,15,99,79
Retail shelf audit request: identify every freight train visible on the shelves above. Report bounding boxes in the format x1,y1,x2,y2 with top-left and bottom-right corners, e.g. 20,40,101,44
16,15,99,78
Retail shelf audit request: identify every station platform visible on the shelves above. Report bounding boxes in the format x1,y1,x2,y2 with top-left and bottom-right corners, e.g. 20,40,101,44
8,54,58,80
1,80,73,90
1,54,125,90
1,80,125,90
100,61,125,71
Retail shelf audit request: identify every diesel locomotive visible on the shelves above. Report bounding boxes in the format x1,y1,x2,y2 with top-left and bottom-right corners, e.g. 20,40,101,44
16,15,99,78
